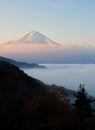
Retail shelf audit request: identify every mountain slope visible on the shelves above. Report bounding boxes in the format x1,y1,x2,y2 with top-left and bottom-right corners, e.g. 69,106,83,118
0,62,95,129
0,56,45,68
0,61,47,100
5,31,59,45
0,61,76,129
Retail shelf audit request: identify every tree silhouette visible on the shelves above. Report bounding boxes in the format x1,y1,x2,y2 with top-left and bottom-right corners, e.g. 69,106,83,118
73,84,95,130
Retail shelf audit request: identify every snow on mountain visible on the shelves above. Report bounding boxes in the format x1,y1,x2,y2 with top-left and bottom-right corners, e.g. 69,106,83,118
0,31,63,62
6,31,59,45
0,30,95,63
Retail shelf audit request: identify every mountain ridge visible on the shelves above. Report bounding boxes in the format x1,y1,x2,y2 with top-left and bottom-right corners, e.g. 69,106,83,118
5,31,60,45
0,56,46,68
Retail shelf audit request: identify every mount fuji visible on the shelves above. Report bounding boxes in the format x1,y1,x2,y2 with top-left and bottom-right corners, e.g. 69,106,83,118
5,31,59,45
0,31,95,63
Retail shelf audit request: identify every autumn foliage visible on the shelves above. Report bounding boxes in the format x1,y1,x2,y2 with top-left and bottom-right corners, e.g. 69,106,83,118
24,93,75,130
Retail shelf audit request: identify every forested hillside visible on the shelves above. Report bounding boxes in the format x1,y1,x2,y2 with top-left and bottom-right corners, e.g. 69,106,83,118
0,61,95,129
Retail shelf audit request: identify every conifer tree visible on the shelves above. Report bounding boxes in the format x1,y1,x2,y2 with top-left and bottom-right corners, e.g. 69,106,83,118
73,84,95,129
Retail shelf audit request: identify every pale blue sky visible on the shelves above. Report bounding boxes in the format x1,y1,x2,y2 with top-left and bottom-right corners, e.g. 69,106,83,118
0,0,95,45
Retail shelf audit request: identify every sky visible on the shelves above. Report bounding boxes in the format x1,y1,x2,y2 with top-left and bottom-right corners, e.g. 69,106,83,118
0,0,95,45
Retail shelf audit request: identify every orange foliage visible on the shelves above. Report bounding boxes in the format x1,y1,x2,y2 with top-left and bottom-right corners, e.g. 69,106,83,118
24,93,75,129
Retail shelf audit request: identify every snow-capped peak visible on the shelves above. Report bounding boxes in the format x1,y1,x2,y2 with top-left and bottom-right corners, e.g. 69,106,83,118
6,31,60,45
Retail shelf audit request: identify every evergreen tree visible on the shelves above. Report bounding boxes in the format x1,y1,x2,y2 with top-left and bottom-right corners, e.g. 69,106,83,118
73,84,95,129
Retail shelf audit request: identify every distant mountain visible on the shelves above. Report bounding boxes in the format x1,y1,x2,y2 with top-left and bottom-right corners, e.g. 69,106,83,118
0,56,46,68
5,31,59,45
0,31,95,63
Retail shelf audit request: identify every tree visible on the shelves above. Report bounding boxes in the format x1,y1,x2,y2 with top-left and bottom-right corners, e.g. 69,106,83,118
24,93,75,130
73,84,95,129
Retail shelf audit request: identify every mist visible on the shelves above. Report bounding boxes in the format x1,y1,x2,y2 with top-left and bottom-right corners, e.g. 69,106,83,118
0,43,95,64
23,64,95,97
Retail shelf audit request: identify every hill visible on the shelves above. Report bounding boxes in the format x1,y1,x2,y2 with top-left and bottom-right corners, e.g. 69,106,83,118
0,61,95,129
0,56,46,68
0,61,76,129
0,61,46,99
